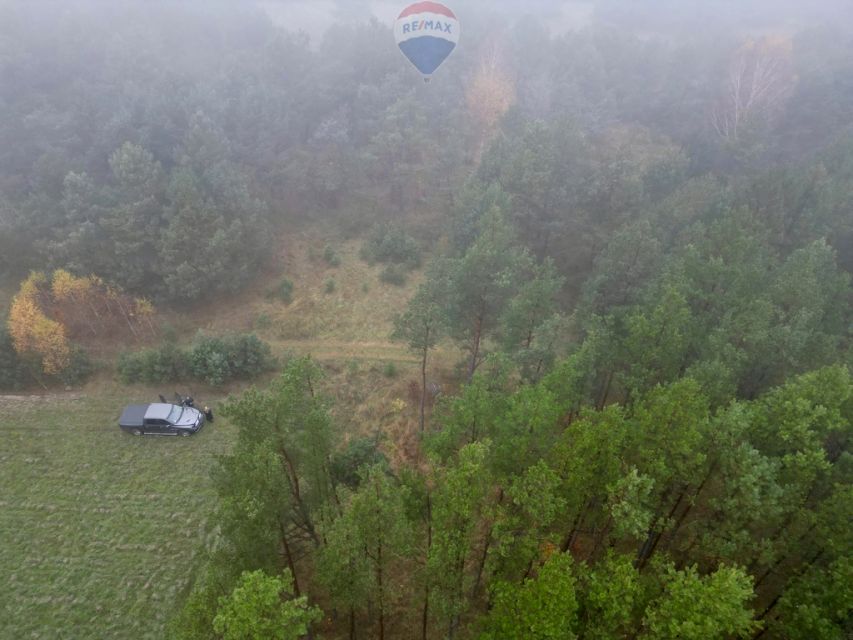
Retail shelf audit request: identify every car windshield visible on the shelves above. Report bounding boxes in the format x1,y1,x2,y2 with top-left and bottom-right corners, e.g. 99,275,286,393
167,405,184,423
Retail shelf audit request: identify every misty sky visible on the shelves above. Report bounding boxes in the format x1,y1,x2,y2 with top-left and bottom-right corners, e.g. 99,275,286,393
257,0,853,45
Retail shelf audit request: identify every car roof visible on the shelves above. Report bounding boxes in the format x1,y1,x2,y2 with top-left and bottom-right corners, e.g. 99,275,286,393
144,403,177,420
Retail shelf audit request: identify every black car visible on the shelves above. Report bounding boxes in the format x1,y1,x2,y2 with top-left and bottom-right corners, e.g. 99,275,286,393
119,403,205,436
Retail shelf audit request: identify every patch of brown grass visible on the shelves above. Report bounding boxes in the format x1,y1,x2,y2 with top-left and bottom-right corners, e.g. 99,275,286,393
168,228,422,345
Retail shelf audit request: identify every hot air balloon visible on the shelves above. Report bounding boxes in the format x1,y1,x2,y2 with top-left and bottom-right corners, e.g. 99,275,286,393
394,2,460,82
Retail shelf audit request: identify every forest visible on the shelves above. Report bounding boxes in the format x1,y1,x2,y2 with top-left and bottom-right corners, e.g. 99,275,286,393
0,1,851,639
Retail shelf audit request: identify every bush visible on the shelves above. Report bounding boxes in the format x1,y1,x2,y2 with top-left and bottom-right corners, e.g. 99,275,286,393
226,334,276,378
324,278,336,294
383,361,398,378
118,333,274,386
272,278,294,304
189,333,275,386
1,327,92,389
360,225,421,269
330,437,388,488
58,346,93,386
0,327,26,390
188,335,231,385
379,264,407,286
254,313,272,330
323,245,341,267
118,341,188,385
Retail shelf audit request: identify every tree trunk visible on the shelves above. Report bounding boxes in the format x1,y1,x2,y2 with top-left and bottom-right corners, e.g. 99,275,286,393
349,606,356,640
420,343,428,433
278,518,301,597
472,523,494,599
421,587,430,640
468,314,484,381
422,493,433,640
591,514,613,559
377,546,385,640
753,549,825,640
596,370,614,410
561,500,590,553
663,465,715,556
754,522,818,590
279,445,319,546
114,295,139,338
635,487,681,570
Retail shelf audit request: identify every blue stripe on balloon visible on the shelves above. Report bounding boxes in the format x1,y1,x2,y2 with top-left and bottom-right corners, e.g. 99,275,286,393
398,36,456,76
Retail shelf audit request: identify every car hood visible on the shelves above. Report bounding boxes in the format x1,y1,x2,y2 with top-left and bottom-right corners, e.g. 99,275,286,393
174,407,203,428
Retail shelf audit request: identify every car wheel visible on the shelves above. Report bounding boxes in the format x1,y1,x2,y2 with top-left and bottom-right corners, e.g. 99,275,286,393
180,430,191,437
132,429,143,436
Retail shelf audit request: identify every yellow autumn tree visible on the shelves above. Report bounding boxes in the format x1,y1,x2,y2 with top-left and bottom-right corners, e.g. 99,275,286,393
8,272,71,375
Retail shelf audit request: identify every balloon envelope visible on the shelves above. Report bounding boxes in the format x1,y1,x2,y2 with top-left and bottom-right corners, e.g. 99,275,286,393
394,2,460,79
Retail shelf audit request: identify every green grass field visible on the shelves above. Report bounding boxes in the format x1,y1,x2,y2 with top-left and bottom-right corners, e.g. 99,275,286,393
0,391,235,639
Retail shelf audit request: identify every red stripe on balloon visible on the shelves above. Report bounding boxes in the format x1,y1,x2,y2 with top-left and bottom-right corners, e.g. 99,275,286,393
397,1,456,19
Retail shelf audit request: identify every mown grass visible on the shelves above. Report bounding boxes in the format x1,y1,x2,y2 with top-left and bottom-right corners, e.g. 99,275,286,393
0,390,234,639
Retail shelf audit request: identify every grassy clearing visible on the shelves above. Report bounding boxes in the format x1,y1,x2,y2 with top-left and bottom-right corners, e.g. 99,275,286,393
0,386,234,639
174,234,422,345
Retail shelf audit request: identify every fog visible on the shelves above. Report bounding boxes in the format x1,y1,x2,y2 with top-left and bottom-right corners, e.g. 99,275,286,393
259,1,596,42
257,0,853,43
2,2,853,639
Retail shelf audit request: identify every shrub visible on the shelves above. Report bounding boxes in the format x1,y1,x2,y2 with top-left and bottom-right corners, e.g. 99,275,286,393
360,225,421,269
273,278,294,304
189,333,275,385
254,313,272,330
379,264,407,286
383,361,398,378
0,327,26,390
1,325,91,389
118,341,188,385
188,335,231,385
324,278,336,294
330,437,387,488
225,334,276,379
58,346,93,386
118,333,274,386
323,245,341,267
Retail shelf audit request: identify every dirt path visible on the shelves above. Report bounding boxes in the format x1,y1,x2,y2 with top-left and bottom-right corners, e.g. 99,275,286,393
0,392,87,420
0,392,86,405
270,339,420,363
